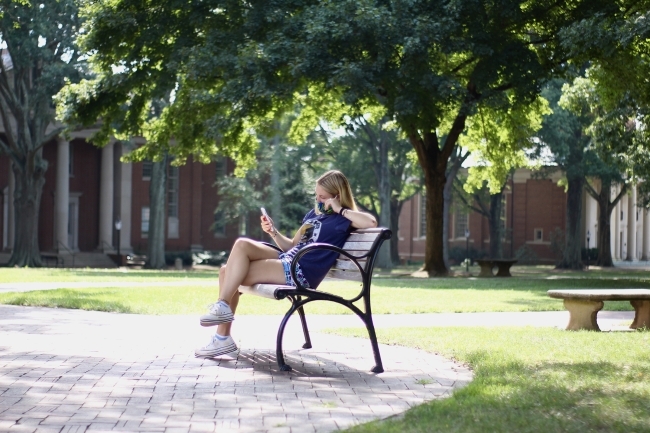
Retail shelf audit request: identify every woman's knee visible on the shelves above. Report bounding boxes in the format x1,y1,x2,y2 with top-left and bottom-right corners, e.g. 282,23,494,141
232,237,256,253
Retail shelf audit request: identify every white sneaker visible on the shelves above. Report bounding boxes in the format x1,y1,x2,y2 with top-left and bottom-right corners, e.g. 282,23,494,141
195,334,238,358
200,301,234,326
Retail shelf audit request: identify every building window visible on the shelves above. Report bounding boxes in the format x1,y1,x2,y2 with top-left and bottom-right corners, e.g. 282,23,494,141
215,157,227,179
419,193,426,237
533,228,543,242
167,165,179,239
213,210,226,237
142,161,152,180
141,207,150,238
454,212,468,238
167,165,179,218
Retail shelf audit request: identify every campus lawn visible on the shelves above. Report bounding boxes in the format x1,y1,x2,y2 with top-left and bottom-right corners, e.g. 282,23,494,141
0,267,218,283
334,326,650,433
0,266,647,314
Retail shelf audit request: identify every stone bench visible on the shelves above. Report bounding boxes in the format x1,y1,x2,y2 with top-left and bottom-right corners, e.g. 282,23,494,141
475,259,518,277
239,228,392,373
547,289,650,331
41,253,63,267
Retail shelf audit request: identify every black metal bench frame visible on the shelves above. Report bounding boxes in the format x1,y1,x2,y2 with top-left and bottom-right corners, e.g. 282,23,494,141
239,228,392,373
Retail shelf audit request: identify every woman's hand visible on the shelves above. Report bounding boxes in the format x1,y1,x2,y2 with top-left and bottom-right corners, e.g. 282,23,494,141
325,195,342,213
260,215,276,236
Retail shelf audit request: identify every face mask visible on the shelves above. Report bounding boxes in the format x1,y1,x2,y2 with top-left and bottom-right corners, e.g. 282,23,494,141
317,201,335,215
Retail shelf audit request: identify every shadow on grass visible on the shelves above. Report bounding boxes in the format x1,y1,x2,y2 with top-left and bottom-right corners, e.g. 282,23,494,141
348,356,650,433
0,289,135,313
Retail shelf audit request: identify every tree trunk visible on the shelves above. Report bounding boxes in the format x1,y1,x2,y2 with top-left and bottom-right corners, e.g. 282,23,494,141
374,132,392,269
488,192,504,259
146,156,168,269
596,194,614,267
390,199,402,264
270,134,282,231
593,179,623,267
8,157,47,267
558,176,584,269
443,150,466,268
423,166,448,276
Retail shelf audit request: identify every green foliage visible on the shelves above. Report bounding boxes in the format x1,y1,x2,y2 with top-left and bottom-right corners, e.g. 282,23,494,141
214,118,314,234
461,95,550,194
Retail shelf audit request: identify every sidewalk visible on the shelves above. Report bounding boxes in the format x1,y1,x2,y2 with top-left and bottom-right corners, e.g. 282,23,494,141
0,303,635,433
0,305,474,433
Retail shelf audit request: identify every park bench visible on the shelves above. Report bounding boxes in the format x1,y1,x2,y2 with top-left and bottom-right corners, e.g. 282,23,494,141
41,253,63,267
547,289,650,331
239,227,392,373
475,258,518,277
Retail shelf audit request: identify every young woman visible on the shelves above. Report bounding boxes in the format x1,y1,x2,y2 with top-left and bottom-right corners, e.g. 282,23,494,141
195,170,377,357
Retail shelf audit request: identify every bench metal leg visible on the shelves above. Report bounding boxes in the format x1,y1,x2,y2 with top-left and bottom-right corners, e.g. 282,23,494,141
297,305,312,349
276,306,295,371
563,299,603,331
361,296,384,373
630,300,650,329
364,320,384,373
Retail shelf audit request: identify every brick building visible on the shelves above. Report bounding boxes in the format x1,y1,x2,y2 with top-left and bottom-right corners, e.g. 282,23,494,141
2,134,649,266
397,169,650,264
1,134,239,259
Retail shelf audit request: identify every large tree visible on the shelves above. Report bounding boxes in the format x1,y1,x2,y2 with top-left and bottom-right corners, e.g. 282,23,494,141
560,75,646,266
58,0,625,275
0,0,83,266
310,116,422,268
535,79,593,269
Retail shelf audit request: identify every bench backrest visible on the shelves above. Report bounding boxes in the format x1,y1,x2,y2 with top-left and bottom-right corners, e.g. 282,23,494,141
326,228,392,282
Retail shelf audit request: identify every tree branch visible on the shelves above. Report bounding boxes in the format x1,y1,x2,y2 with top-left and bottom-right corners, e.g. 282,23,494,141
584,179,600,200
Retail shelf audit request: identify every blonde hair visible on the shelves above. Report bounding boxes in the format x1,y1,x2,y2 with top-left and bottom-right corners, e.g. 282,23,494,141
315,170,358,214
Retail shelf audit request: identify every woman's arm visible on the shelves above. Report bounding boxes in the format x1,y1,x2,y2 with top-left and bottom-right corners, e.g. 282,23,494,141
325,197,378,229
340,208,378,229
260,216,295,251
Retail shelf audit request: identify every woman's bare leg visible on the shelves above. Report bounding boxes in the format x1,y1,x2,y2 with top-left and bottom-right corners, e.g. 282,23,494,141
216,266,239,336
212,239,286,335
217,238,283,304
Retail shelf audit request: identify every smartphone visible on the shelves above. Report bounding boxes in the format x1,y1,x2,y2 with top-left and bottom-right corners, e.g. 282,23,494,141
260,207,269,219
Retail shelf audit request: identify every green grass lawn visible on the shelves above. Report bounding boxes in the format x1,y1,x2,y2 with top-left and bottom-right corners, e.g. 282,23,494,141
332,326,650,433
0,266,648,314
0,267,218,283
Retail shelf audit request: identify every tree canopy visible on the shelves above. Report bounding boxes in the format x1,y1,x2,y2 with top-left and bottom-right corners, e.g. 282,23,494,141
1,0,84,266
58,0,635,275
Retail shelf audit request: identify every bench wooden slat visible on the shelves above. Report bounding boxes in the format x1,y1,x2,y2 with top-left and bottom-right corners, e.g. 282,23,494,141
345,232,381,242
341,241,375,251
333,258,367,271
326,268,363,281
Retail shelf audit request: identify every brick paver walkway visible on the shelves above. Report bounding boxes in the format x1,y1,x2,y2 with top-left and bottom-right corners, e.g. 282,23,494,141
0,305,473,433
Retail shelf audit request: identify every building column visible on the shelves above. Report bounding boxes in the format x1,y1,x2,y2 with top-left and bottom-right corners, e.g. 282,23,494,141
584,192,597,249
55,138,70,252
642,208,649,261
119,158,133,253
190,158,203,252
7,161,14,251
98,141,115,251
613,185,620,260
626,185,637,261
